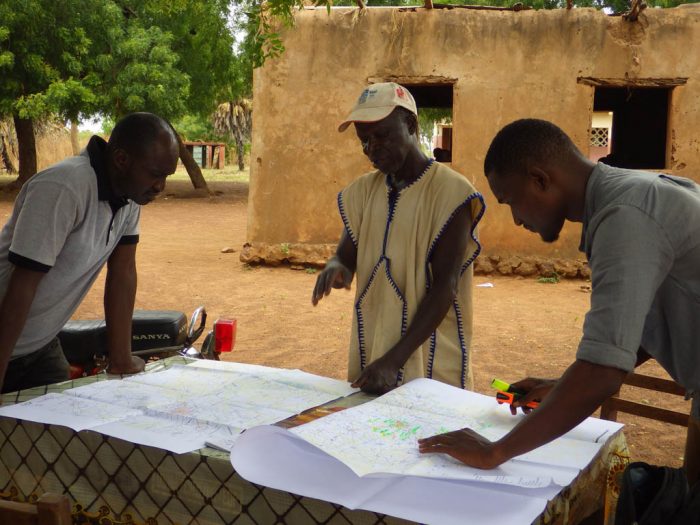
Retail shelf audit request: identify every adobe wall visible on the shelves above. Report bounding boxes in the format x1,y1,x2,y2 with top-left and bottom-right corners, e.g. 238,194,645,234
244,5,700,276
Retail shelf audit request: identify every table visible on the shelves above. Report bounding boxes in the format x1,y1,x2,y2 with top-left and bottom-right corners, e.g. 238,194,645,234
1,357,629,525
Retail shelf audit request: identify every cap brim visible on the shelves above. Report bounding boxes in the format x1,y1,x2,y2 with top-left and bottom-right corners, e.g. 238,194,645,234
337,106,396,132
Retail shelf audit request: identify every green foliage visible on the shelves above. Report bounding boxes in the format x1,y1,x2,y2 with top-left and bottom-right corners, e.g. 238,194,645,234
78,130,97,143
173,114,222,142
417,107,452,151
225,2,262,93
103,24,190,120
121,0,237,116
537,274,561,284
101,116,115,136
0,0,123,120
0,0,238,123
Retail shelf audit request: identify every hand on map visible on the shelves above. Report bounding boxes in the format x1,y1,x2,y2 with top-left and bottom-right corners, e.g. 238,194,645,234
312,258,353,305
106,355,145,376
351,356,399,394
508,377,557,415
418,428,505,469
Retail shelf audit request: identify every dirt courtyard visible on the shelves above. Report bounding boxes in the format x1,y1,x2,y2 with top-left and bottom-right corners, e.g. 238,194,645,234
0,177,690,468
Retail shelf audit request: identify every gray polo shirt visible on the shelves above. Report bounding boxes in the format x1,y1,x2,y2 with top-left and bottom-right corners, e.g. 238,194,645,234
577,162,700,395
0,136,140,358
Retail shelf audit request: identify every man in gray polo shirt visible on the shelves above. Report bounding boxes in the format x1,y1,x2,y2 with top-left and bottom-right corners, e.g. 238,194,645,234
418,119,700,484
0,112,179,394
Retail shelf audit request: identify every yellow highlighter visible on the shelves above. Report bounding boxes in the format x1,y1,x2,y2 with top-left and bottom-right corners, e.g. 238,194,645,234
491,378,539,409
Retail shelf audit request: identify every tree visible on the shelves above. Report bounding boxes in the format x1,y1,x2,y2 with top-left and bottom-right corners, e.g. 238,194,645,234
213,100,253,171
112,0,239,190
93,18,206,188
0,0,122,186
208,6,256,171
0,0,238,189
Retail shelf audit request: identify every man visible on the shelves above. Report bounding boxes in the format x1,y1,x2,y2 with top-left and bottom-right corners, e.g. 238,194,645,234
312,82,485,394
419,118,700,484
0,112,179,394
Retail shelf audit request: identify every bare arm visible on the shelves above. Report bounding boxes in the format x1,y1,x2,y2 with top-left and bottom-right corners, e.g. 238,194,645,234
311,229,357,305
104,243,144,375
419,359,627,468
353,206,471,394
0,267,45,392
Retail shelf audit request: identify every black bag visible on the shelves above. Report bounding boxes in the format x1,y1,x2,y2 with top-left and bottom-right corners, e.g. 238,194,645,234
615,461,700,525
671,480,700,524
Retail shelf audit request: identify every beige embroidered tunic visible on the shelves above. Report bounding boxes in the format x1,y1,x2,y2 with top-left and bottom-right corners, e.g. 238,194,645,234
339,160,485,389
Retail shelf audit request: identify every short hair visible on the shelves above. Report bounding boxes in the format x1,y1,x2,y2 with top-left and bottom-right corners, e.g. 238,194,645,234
108,112,176,158
483,119,580,178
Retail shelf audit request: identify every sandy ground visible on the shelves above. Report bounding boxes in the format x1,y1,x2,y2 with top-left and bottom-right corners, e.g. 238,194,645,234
0,178,690,468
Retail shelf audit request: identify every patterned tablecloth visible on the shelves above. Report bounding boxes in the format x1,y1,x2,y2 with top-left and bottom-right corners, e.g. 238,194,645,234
0,357,629,525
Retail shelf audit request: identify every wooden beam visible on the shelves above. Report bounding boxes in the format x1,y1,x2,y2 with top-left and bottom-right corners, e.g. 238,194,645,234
367,75,457,85
601,398,689,427
623,373,687,396
400,3,530,12
424,0,434,9
206,145,213,169
218,145,225,169
577,77,688,88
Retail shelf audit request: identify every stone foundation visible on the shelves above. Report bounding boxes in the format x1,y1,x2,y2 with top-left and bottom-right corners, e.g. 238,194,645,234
240,242,590,279
240,242,337,268
473,254,590,279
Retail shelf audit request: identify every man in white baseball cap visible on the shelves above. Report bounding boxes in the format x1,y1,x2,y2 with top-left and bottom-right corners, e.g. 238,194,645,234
312,82,486,394
337,82,418,132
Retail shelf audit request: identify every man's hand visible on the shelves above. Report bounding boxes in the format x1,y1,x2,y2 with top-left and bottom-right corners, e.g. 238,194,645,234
351,355,401,394
418,428,504,470
106,355,145,375
312,258,353,305
509,377,557,415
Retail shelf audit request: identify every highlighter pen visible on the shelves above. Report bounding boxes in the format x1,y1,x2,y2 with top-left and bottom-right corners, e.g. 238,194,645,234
491,378,539,409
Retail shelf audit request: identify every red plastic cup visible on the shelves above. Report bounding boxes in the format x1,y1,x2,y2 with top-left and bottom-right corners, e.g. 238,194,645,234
214,318,236,353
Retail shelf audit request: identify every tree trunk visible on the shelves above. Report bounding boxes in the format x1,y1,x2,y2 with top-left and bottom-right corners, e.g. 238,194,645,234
234,132,245,171
0,119,18,173
13,115,37,187
70,119,80,155
0,137,16,174
174,131,208,191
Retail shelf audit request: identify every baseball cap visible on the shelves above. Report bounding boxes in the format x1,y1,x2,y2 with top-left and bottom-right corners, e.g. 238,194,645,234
338,82,418,132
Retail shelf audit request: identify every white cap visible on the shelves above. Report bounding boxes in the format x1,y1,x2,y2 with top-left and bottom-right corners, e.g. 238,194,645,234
338,82,418,132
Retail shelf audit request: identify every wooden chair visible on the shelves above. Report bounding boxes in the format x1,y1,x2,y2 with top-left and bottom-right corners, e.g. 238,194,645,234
0,493,72,525
600,371,698,483
600,371,689,426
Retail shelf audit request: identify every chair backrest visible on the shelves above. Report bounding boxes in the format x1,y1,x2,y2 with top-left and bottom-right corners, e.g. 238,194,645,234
0,493,72,525
601,371,700,487
600,372,689,427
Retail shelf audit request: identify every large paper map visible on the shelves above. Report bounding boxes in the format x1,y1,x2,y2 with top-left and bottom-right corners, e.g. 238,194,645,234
0,362,356,453
288,378,623,488
230,379,624,525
